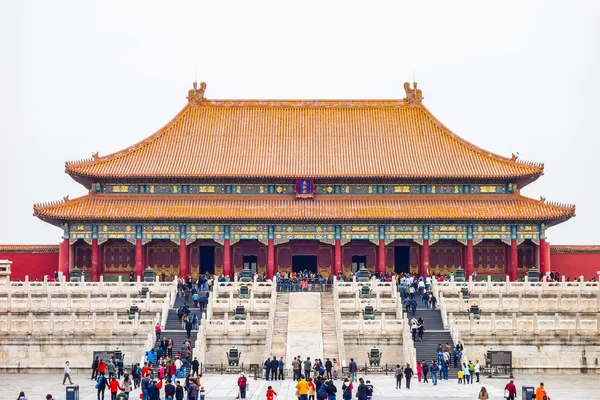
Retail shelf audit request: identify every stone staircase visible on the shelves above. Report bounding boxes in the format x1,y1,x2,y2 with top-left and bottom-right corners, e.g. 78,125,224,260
271,293,290,360
407,308,456,371
320,292,340,362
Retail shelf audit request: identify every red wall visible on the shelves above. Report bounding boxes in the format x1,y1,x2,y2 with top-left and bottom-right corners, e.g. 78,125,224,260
0,251,58,281
550,253,600,280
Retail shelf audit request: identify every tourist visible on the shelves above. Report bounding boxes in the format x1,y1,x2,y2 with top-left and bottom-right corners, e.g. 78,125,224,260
404,364,413,389
410,297,417,316
462,363,470,384
332,359,339,380
192,357,200,377
422,360,429,383
16,392,27,400
164,379,176,399
292,357,300,381
440,356,449,380
96,374,109,400
175,381,184,400
278,357,285,380
468,360,475,384
348,358,357,383
187,378,198,400
365,380,373,400
325,379,337,400
356,378,368,400
307,378,316,400
431,360,438,386
159,364,166,381
394,364,403,389
478,386,489,399
155,323,161,341
304,357,312,380
504,380,517,400
457,369,464,384
185,318,193,339
417,320,425,341
324,358,332,380
474,359,481,383
108,359,117,379
341,378,353,400
92,356,100,380
266,385,278,400
535,382,548,400
271,356,279,381
238,373,248,399
147,380,160,400
296,374,309,400
169,361,177,382
141,373,151,400
109,377,122,400
422,292,429,308
63,360,74,385
264,358,271,380
411,319,418,341
121,373,132,396
199,386,206,400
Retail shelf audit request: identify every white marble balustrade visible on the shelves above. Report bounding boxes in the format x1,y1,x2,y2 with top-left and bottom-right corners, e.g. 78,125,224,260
0,311,157,335
0,276,177,295
0,292,167,312
336,278,396,296
448,312,600,333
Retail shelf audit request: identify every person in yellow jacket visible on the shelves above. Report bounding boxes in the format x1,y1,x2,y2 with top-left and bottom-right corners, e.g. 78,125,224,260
535,382,549,400
295,375,309,400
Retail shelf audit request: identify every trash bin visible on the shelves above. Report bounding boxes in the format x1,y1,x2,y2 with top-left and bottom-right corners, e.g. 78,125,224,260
522,386,535,400
66,384,79,400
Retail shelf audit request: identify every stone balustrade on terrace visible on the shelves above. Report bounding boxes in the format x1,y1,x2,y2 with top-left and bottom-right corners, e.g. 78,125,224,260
0,292,168,313
0,311,158,336
340,314,404,335
434,275,600,295
0,276,177,295
336,279,397,296
441,291,600,313
448,312,600,335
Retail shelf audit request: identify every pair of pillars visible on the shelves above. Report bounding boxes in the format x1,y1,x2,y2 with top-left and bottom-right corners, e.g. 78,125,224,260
221,237,279,279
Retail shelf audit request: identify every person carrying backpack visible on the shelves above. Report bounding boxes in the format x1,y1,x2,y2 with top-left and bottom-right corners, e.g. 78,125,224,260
95,374,109,400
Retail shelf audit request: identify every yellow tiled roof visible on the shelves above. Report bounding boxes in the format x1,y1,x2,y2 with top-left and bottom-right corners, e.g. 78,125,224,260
65,99,543,181
550,245,600,253
34,194,574,225
0,244,59,252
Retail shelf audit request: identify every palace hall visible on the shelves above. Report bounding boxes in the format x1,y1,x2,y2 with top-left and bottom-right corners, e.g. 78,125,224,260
31,82,575,282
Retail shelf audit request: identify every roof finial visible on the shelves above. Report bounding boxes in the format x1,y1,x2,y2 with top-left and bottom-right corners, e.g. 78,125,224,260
403,81,423,104
187,81,207,104
511,152,519,161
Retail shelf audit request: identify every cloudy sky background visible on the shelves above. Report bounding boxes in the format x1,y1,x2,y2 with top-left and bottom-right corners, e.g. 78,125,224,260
0,0,598,244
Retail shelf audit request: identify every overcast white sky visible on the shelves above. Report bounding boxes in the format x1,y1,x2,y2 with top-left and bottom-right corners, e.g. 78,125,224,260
0,0,598,245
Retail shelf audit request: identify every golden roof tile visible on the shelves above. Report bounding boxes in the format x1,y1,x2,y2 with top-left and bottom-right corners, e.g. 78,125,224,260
65,87,543,182
34,194,574,226
0,244,59,252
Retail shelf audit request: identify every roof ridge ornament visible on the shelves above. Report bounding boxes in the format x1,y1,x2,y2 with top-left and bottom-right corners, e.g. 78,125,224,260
187,81,207,105
403,82,423,103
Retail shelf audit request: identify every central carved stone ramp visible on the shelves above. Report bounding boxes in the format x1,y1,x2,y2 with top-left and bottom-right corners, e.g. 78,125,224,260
271,292,289,360
320,292,340,362
285,292,323,367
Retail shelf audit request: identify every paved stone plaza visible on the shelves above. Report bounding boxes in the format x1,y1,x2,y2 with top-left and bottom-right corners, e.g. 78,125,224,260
3,372,588,399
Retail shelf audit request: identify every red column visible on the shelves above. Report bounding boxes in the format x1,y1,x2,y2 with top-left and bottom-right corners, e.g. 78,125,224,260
223,238,231,277
179,239,188,279
58,238,70,278
510,239,518,281
91,238,99,282
466,238,474,278
422,239,430,278
267,238,275,279
135,238,143,280
539,239,549,275
378,239,385,275
334,239,342,276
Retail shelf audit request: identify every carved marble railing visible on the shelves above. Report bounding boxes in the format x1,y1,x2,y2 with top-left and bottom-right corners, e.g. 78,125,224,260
402,315,417,368
447,312,600,334
438,292,468,364
0,276,177,295
193,317,208,366
0,311,157,336
214,278,275,296
336,278,396,296
339,316,403,334
338,295,398,312
263,277,278,361
442,291,600,313
0,293,168,313
332,278,348,367
204,317,270,336
210,296,272,313
434,275,600,295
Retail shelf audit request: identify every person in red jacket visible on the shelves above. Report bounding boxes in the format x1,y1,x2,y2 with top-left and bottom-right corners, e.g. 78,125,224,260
504,380,517,400
98,360,107,375
109,377,121,400
237,373,248,399
266,385,278,400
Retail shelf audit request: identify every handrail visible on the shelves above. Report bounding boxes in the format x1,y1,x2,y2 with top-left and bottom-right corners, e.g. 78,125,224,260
263,277,278,360
332,278,347,367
